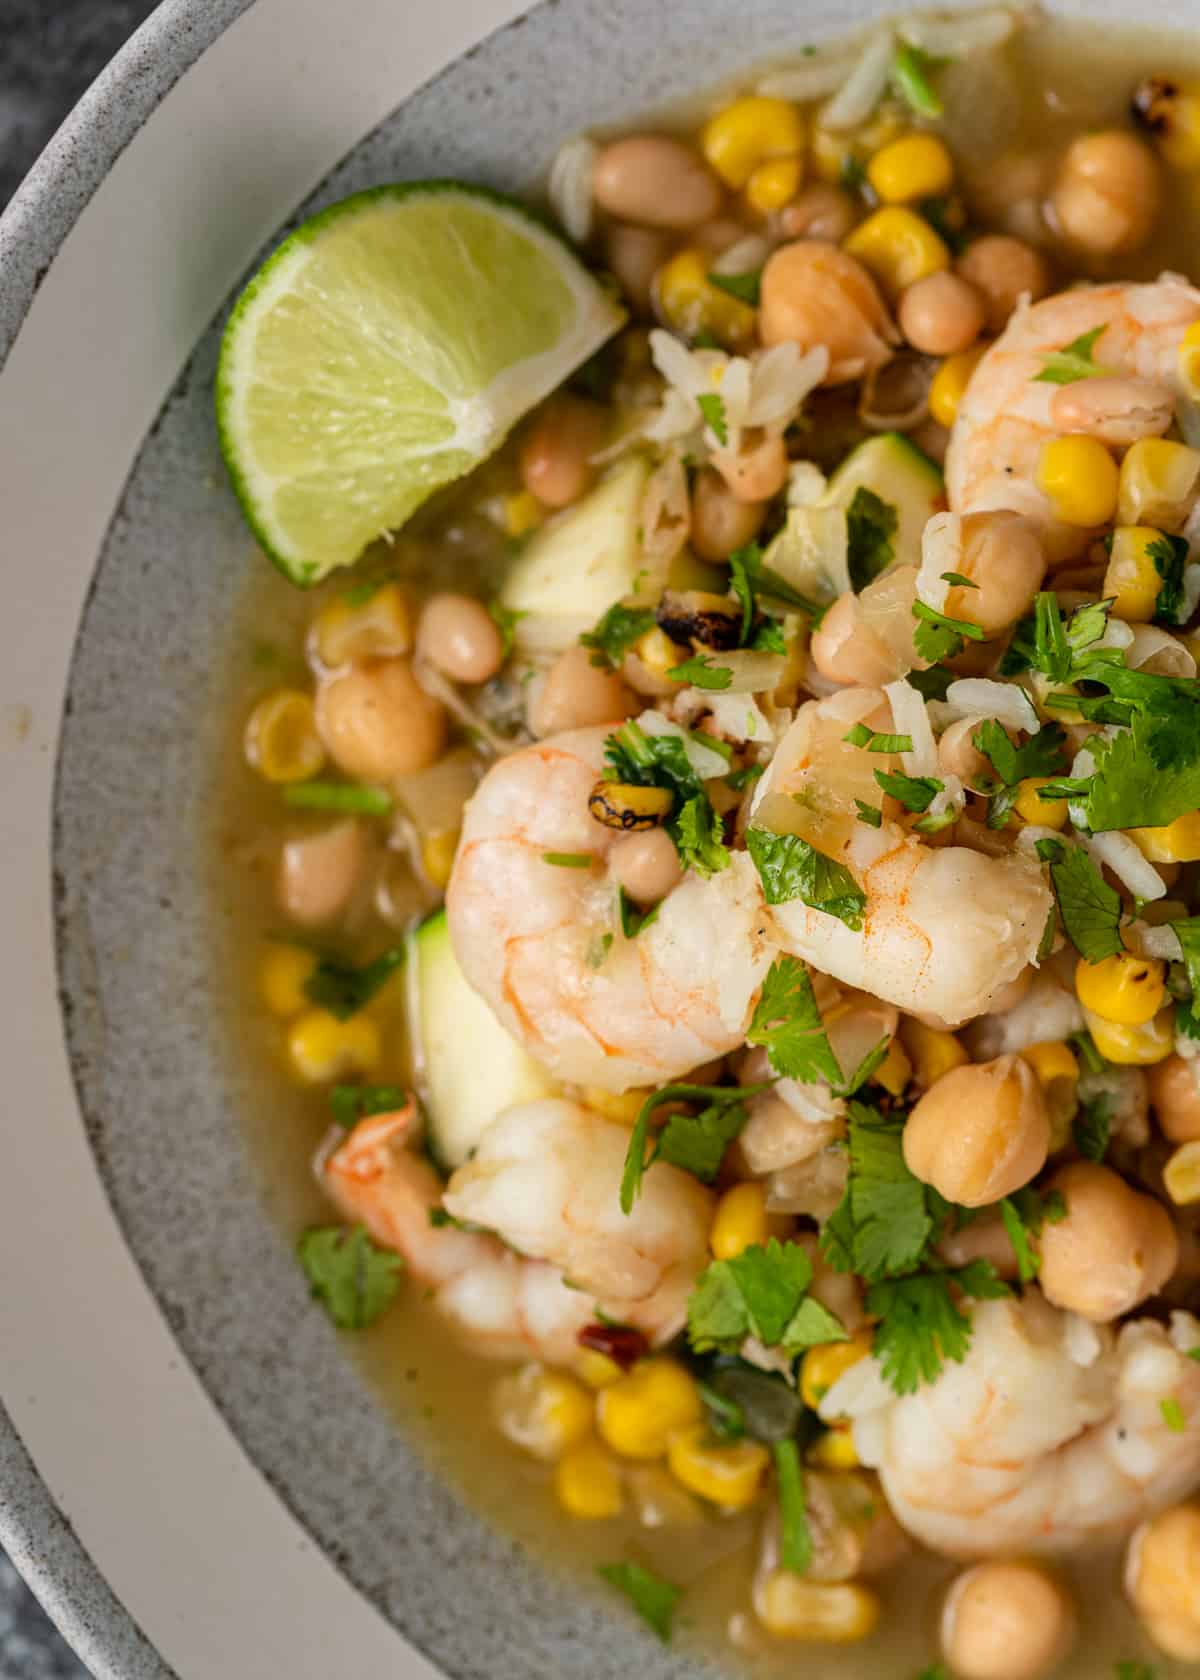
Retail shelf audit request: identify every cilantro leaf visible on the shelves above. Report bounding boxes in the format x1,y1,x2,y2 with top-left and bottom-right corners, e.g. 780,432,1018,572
874,768,942,812
687,1238,846,1357
581,603,656,669
727,762,764,791
675,793,731,876
998,1187,1065,1284
821,1104,933,1281
1036,839,1123,963
620,1083,761,1211
708,269,761,307
1073,1092,1113,1162
1173,917,1200,1018
597,1562,681,1643
940,571,978,589
297,1225,403,1329
669,652,734,690
972,720,1068,788
329,1084,409,1128
1150,533,1190,626
867,1262,1009,1394
772,1439,812,1574
855,799,883,827
604,720,730,877
727,542,824,619
746,826,867,930
1161,1397,1186,1433
913,599,986,663
304,946,405,1019
746,955,844,1087
697,391,729,445
920,195,966,255
488,600,525,658
844,724,914,752
1032,325,1109,385
846,486,898,592
618,886,660,939
906,663,956,701
890,41,943,118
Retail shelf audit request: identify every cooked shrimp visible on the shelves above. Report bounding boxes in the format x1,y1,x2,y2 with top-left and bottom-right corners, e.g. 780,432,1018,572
320,1100,708,1362
447,721,777,1090
753,688,1052,1026
823,1291,1200,1558
946,277,1200,556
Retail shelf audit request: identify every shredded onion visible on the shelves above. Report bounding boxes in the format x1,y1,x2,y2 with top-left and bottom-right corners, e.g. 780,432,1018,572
787,461,827,507
547,135,596,246
413,658,519,757
1081,830,1168,903
916,511,959,610
763,505,850,604
819,26,896,130
1124,920,1183,962
758,45,865,101
944,677,1039,734
1063,1314,1104,1369
1127,624,1197,677
700,690,773,743
885,677,937,776
711,234,772,276
896,6,1023,57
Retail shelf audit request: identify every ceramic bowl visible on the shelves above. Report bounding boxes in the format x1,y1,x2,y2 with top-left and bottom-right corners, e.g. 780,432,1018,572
0,0,1147,1674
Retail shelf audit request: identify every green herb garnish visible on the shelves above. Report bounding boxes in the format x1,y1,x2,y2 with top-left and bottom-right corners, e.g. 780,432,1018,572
284,781,393,815
773,1438,812,1573
846,486,898,592
707,269,761,307
1033,326,1109,385
687,1238,846,1357
746,826,866,929
297,1225,403,1329
329,1084,409,1128
597,1562,681,1643
669,652,734,690
1035,838,1123,963
304,946,406,1018
581,603,656,669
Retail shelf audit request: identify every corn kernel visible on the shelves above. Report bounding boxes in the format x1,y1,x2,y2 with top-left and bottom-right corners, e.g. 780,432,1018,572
1130,811,1200,863
929,346,986,430
555,1438,625,1519
597,1359,703,1460
1104,525,1169,622
702,96,805,189
1083,1005,1175,1066
287,1008,381,1083
1118,438,1200,529
1076,951,1166,1026
873,1037,913,1097
503,489,544,538
1012,776,1069,828
1164,1140,1200,1205
582,1086,648,1126
1181,321,1200,400
801,1330,874,1411
899,1017,969,1087
746,155,804,213
312,581,411,667
492,1363,595,1461
421,828,460,891
259,943,318,1016
626,1463,706,1527
812,107,905,183
710,1182,769,1259
1136,79,1200,169
843,206,950,299
653,247,757,351
667,1424,770,1508
1036,435,1119,528
633,626,687,681
1022,1040,1079,1087
244,688,325,783
756,1573,881,1643
806,1424,861,1470
577,1350,624,1389
867,133,954,203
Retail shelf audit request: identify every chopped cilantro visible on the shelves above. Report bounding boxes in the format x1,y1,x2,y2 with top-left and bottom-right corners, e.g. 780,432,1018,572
618,886,660,939
867,1261,1010,1395
1173,917,1200,1019
580,603,656,669
874,768,943,813
669,652,734,690
687,1237,846,1357
1073,1092,1113,1162
728,542,824,620
972,719,1068,788
620,1083,763,1211
746,954,844,1086
846,486,898,592
284,781,393,815
303,946,405,1019
297,1225,403,1330
697,1379,746,1440
727,762,765,791
890,41,944,118
821,1104,935,1281
1069,1029,1108,1077
1035,839,1123,964
920,195,966,255
906,663,956,701
844,724,914,752
708,269,761,307
940,570,978,589
773,1438,812,1574
675,793,731,876
1032,326,1109,385
697,391,729,445
1150,533,1190,626
1161,1397,1186,1434
488,600,525,658
745,826,867,929
604,720,730,877
913,599,986,663
999,1187,1065,1284
840,153,868,196
597,1562,681,1643
855,799,883,827
329,1084,409,1128
543,851,594,868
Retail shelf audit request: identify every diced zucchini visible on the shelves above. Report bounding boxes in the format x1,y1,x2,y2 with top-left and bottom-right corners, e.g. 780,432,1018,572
822,431,945,574
409,910,557,1171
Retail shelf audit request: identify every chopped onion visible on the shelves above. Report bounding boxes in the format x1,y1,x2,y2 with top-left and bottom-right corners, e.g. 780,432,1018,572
547,135,596,246
758,44,865,101
944,677,1039,734
711,233,771,276
699,690,773,743
1063,1313,1104,1369
1125,919,1183,962
819,26,896,131
413,658,519,757
393,747,482,837
764,505,850,604
1127,624,1197,678
639,709,729,780
787,461,827,507
916,511,959,610
1080,830,1168,903
1096,617,1135,652
711,650,789,694
885,677,938,776
896,6,1023,57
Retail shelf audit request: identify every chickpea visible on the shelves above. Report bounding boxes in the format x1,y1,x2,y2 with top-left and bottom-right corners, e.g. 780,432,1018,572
759,241,898,386
1050,130,1163,257
1038,1161,1178,1323
809,592,902,687
903,1055,1049,1207
1126,1503,1200,1661
779,185,858,244
1149,1054,1200,1143
605,223,675,317
592,135,723,230
415,593,504,685
936,1208,1021,1281
528,643,636,738
937,715,1000,785
691,466,767,559
315,658,446,782
713,430,789,504
278,820,366,927
943,512,1047,636
956,234,1050,333
610,828,684,904
941,1561,1077,1680
898,271,986,358
519,394,607,510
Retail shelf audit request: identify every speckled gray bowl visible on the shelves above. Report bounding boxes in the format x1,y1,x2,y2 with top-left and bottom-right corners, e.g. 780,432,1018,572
0,0,1155,1675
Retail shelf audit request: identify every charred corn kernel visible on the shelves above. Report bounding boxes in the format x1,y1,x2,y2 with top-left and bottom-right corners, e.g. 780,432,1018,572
492,1363,594,1461
420,828,459,892
1035,435,1119,528
1118,438,1200,528
1130,811,1200,862
806,1424,861,1470
597,1358,703,1461
1164,1139,1200,1205
843,206,950,299
633,625,687,679
900,1017,969,1087
588,779,674,831
866,133,954,203
746,154,804,213
929,346,985,429
701,96,805,189
554,1438,624,1519
1083,1004,1175,1066
259,943,318,1016
654,247,757,351
1013,777,1069,828
577,1350,624,1389
1134,76,1200,169
873,1037,913,1097
1181,321,1200,400
1104,525,1168,622
1022,1040,1079,1087
667,1424,770,1509
244,688,325,783
1076,951,1167,1026
756,1573,881,1643
801,1330,874,1411
582,1085,648,1126
503,489,544,538
312,581,411,667
710,1182,769,1259
286,1008,381,1083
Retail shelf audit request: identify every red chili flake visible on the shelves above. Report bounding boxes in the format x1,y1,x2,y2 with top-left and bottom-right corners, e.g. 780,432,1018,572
577,1322,648,1371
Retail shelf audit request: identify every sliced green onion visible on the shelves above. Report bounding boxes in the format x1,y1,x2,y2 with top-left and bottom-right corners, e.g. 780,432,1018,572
543,851,595,868
284,781,393,815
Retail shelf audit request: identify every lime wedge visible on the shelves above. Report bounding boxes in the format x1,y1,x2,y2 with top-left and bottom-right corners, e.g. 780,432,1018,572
216,182,625,584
